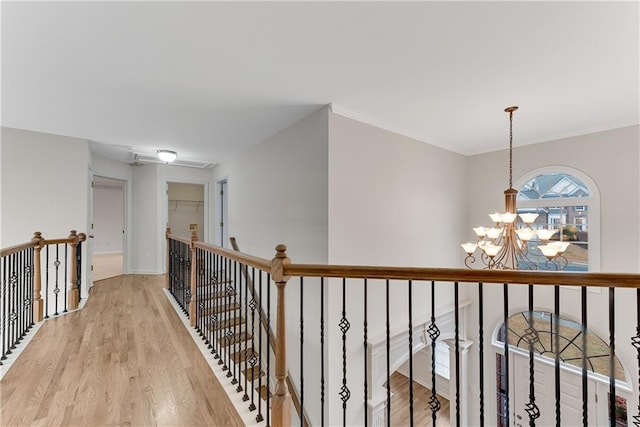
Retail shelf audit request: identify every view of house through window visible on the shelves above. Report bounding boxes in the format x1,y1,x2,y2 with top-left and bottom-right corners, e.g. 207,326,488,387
517,172,591,271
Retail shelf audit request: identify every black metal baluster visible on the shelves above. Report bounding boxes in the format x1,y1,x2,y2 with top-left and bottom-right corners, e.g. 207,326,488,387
503,283,510,427
213,253,220,359
266,272,271,427
232,260,239,387
9,253,17,352
408,280,414,427
27,248,34,329
428,280,441,425
76,241,82,302
321,276,325,427
1,256,6,363
248,267,257,411
256,271,264,423
211,252,217,355
183,242,187,313
386,279,391,427
17,251,23,343
455,281,461,427
526,284,540,425
582,286,588,427
45,245,49,318
226,258,233,378
632,288,640,427
22,250,29,337
17,251,24,343
242,263,249,401
300,276,304,425
63,244,68,313
222,257,229,373
554,285,561,427
363,278,367,427
339,277,350,427
609,287,616,427
54,244,60,315
479,282,485,426
196,249,202,337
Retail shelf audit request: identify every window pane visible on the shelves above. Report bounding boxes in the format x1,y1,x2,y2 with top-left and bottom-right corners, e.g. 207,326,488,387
519,173,590,200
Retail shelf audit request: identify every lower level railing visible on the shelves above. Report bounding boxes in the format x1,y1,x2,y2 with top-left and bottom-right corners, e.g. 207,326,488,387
166,231,640,427
1,230,86,364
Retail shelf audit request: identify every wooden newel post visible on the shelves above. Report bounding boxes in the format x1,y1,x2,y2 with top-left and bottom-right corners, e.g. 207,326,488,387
67,230,80,310
188,230,199,327
165,227,172,290
271,244,292,427
32,232,45,322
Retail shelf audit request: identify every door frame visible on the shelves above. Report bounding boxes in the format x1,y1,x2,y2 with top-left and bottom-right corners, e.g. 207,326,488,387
92,174,128,279
162,178,210,271
215,177,228,248
91,172,131,276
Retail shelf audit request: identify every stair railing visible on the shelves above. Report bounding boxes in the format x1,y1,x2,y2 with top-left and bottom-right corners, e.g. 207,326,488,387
166,229,293,427
230,237,312,427
166,230,640,427
1,230,86,364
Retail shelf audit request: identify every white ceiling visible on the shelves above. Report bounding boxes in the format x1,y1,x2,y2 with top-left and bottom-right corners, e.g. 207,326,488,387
2,1,638,165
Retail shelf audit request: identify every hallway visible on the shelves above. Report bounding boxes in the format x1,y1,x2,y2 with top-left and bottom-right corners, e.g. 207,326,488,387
0,275,243,426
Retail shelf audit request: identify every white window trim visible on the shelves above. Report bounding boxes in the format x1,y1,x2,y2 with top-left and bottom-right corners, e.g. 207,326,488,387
514,165,601,272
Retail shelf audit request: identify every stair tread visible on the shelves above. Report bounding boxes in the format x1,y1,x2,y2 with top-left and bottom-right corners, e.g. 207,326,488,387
255,385,272,400
204,316,246,331
200,303,240,315
230,348,258,363
198,290,237,301
243,365,264,381
220,332,252,347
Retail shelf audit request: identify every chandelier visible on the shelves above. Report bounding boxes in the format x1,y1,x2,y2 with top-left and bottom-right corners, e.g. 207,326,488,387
461,106,569,270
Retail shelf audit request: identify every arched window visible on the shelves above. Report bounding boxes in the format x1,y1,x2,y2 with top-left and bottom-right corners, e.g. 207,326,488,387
515,167,600,271
497,311,626,382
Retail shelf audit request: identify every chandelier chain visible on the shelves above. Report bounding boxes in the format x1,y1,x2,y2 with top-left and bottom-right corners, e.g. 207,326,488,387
509,109,514,189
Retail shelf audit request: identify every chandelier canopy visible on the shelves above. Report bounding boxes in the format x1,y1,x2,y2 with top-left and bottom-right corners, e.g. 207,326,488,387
461,106,568,270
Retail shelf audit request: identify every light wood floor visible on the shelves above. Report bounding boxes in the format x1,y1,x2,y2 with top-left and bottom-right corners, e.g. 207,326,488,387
0,274,243,427
93,252,124,282
390,371,451,426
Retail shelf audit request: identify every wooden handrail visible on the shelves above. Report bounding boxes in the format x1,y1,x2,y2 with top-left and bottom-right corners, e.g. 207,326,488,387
194,240,271,272
166,233,192,246
283,264,640,288
0,239,38,257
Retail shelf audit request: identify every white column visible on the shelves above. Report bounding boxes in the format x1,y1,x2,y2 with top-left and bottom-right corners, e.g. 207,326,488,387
444,338,474,426
368,390,393,427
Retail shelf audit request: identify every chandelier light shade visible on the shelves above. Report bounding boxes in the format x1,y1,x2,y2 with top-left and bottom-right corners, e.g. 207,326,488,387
461,106,568,270
157,149,177,163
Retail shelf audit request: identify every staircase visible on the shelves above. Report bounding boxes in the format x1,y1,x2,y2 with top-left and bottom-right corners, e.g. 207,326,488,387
194,266,273,423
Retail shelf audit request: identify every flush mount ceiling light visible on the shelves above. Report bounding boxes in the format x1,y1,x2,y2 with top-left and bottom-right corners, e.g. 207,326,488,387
157,150,177,163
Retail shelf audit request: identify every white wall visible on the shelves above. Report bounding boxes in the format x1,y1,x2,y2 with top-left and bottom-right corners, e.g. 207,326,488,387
130,164,160,274
465,125,640,424
326,113,468,426
213,107,329,263
1,127,90,246
93,184,124,253
1,127,91,302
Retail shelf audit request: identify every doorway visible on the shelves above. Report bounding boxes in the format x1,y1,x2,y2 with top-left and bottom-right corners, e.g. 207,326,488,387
167,182,205,240
92,176,125,281
512,355,598,426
